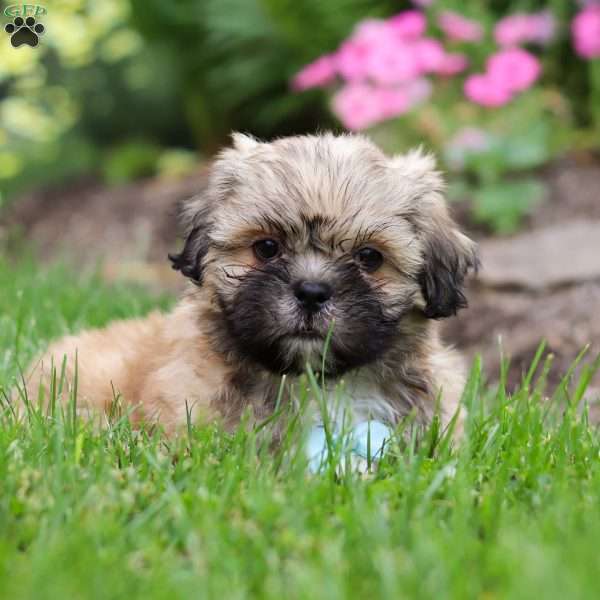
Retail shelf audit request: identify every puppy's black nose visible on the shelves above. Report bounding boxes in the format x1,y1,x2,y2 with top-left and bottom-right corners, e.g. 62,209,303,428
293,280,333,312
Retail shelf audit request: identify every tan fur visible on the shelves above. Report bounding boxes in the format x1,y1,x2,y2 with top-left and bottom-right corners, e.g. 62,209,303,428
20,133,477,437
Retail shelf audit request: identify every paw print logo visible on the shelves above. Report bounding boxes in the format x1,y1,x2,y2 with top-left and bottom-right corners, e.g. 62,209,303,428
5,16,45,48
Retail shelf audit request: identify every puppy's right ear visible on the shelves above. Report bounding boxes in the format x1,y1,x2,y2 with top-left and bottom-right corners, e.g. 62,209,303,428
170,132,258,284
168,194,212,285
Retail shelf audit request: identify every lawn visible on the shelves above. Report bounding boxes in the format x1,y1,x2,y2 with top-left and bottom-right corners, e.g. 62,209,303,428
1,257,600,600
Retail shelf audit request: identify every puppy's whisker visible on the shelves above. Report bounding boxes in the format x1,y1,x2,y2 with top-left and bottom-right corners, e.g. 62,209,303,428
222,262,291,284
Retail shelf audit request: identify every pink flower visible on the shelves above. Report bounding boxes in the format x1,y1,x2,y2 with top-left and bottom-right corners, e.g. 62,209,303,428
353,19,390,45
487,48,541,92
438,11,483,42
374,87,411,118
495,11,556,47
414,38,445,72
332,83,385,130
387,10,427,39
375,81,430,119
495,14,531,46
464,48,541,107
531,11,557,44
405,78,433,104
292,55,336,91
335,19,403,82
437,52,469,76
464,74,513,107
572,5,600,59
365,39,420,84
332,81,428,130
335,40,371,81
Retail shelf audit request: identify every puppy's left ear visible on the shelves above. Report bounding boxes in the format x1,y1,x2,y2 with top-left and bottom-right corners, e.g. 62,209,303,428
391,149,479,319
418,223,479,319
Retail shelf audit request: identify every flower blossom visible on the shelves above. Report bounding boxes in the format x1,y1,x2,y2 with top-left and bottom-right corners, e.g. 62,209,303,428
365,39,420,84
414,38,446,72
572,4,600,58
464,48,541,107
487,48,541,93
387,10,427,39
464,74,513,107
292,55,336,91
495,11,556,47
335,19,389,81
332,79,431,130
331,83,383,130
438,11,484,42
437,52,469,76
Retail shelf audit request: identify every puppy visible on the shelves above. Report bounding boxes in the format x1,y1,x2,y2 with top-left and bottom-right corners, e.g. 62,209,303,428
21,133,478,435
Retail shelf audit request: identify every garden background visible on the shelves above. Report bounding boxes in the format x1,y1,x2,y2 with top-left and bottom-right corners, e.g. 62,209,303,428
1,2,600,599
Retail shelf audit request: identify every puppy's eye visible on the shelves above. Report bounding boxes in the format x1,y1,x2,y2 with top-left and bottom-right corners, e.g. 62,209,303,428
253,239,280,261
354,247,383,272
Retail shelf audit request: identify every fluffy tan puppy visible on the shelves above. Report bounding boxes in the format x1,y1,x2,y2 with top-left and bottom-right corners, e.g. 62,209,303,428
22,133,478,435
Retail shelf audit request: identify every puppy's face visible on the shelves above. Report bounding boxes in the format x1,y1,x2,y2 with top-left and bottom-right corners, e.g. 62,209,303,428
170,133,477,377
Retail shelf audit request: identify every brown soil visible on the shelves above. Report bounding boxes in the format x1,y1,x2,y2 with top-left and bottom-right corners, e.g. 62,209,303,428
1,169,209,290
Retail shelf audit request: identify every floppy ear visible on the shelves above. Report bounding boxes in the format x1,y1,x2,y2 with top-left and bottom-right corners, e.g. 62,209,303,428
168,192,212,285
418,227,479,319
169,132,261,284
390,149,479,319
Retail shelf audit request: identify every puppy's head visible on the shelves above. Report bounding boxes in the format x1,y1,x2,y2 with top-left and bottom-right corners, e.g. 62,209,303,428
170,133,478,377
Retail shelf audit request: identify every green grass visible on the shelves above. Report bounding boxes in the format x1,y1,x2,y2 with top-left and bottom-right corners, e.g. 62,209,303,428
1,257,600,600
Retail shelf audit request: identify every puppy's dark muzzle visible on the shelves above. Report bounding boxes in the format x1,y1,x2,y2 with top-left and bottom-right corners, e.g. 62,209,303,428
293,280,333,313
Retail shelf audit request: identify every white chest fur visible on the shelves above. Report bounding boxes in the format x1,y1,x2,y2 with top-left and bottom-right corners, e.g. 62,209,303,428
298,370,399,431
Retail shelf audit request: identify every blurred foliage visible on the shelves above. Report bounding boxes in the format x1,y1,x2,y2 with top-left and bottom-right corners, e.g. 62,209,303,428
0,0,599,234
127,0,401,149
0,0,193,203
336,0,600,232
102,140,161,185
0,0,404,203
440,91,556,233
363,84,571,232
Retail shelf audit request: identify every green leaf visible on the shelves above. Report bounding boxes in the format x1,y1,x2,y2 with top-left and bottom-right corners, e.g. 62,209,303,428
473,179,546,234
502,123,551,171
102,140,161,185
